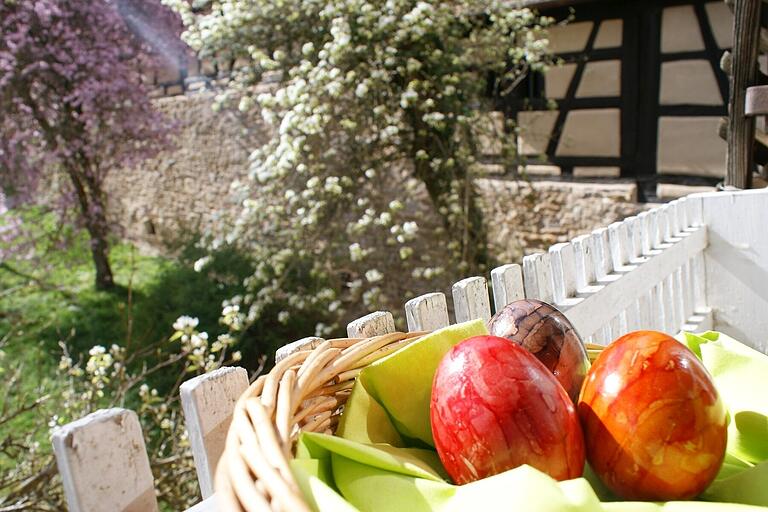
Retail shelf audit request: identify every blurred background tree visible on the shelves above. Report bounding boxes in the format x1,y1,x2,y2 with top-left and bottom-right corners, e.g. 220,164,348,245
0,0,181,289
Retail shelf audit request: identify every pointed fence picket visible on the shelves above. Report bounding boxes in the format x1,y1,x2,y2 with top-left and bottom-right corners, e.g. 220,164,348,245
54,189,747,511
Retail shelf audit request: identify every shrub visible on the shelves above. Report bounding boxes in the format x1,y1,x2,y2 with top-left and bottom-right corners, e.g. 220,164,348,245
0,316,246,511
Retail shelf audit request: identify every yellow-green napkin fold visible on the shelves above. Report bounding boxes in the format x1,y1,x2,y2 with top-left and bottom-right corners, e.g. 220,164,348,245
338,319,488,446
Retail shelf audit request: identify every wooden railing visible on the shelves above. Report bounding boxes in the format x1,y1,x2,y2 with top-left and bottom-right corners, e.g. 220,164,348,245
51,194,712,512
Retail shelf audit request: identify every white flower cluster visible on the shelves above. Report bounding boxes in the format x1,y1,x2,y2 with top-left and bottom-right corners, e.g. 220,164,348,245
169,0,554,328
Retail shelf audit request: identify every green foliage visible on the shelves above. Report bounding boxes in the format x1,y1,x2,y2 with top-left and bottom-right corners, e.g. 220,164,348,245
167,0,555,335
0,206,336,509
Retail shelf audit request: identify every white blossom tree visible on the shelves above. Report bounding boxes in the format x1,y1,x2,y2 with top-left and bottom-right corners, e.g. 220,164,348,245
168,0,555,334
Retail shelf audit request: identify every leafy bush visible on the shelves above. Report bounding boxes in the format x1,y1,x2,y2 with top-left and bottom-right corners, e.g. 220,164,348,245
168,0,555,334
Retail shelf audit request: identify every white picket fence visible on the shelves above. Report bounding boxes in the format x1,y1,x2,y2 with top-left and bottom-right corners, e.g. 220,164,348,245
50,188,768,512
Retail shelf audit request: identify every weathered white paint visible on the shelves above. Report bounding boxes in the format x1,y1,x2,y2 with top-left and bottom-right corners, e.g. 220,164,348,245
697,189,768,352
682,307,714,333
638,288,653,330
589,228,617,343
667,201,680,236
180,367,249,499
562,226,708,339
573,233,607,343
452,276,492,324
651,283,665,332
693,251,707,311
608,221,632,271
687,193,704,227
658,205,672,242
572,234,596,292
522,252,555,303
625,216,643,262
522,254,539,299
550,243,578,307
677,197,690,230
591,228,613,280
405,292,450,331
346,311,396,338
648,208,662,248
52,408,158,512
490,263,524,312
638,211,652,255
275,336,324,363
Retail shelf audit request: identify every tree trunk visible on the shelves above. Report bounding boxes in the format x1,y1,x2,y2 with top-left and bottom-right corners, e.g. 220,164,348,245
66,165,115,290
726,0,760,188
86,214,115,291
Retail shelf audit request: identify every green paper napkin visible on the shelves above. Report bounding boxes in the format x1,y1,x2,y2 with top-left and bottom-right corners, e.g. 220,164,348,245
676,331,768,506
339,319,488,446
291,329,768,511
294,434,768,512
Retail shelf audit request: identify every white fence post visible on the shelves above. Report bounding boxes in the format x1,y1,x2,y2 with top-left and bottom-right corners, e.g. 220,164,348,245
549,243,577,307
490,263,524,312
275,336,325,363
180,367,249,499
346,311,396,337
452,276,492,324
405,292,450,331
52,408,159,512
638,211,652,255
522,253,554,303
571,234,596,293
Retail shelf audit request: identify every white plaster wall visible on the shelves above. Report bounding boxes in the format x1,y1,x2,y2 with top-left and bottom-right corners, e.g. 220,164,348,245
517,110,559,155
545,63,577,99
548,22,593,54
657,116,726,177
577,60,621,98
704,1,734,49
659,60,723,105
556,108,621,157
594,19,623,49
661,5,705,53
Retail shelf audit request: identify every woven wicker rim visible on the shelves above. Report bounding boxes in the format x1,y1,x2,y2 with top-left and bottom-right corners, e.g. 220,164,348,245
214,331,426,511
214,332,605,511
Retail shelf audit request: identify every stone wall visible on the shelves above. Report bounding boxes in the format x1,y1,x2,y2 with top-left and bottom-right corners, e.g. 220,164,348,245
105,93,648,262
103,92,268,253
477,179,647,263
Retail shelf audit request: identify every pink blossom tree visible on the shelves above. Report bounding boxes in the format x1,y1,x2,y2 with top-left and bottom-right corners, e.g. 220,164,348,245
0,0,182,289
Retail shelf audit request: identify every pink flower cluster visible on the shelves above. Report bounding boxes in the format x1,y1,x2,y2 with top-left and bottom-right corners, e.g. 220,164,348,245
0,0,181,210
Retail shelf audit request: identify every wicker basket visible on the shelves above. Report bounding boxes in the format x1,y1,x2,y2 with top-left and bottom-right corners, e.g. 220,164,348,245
214,331,426,511
214,330,606,511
